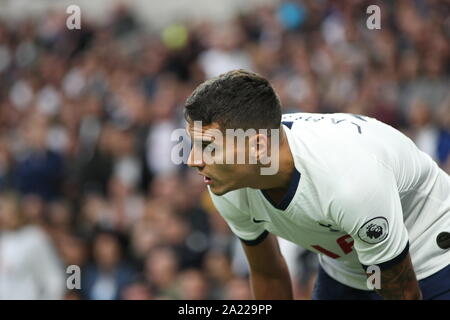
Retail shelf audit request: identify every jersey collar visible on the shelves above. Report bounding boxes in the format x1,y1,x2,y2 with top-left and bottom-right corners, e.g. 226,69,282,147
260,167,301,210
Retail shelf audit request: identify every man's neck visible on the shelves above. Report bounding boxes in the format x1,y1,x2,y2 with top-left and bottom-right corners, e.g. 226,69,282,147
253,126,295,193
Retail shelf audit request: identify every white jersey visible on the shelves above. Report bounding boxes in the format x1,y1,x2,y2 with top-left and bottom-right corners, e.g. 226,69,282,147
209,112,450,290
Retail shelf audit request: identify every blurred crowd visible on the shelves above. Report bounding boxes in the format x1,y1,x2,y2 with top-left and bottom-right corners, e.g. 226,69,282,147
0,0,448,300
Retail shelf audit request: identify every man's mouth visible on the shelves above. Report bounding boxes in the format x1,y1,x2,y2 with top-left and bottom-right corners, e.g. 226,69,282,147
202,175,213,185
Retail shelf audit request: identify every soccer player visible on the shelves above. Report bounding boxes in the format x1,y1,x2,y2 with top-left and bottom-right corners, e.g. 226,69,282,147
184,69,450,300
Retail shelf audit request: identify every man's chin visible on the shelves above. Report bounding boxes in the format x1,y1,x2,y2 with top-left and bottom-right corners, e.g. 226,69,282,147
208,184,232,196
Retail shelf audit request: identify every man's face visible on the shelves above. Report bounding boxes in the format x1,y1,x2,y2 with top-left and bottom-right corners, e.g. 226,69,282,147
186,121,257,196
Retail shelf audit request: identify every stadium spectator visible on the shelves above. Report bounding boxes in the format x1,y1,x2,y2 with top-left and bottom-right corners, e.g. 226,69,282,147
0,193,65,299
81,230,135,299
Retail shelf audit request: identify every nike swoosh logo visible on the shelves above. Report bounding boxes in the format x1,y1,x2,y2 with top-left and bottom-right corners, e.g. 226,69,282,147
318,222,340,232
253,218,268,223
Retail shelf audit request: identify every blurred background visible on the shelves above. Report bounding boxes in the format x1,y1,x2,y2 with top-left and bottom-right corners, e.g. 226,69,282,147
0,0,448,300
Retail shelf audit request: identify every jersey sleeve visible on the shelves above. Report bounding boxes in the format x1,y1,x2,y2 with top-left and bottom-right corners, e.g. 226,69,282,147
208,188,267,245
330,159,409,269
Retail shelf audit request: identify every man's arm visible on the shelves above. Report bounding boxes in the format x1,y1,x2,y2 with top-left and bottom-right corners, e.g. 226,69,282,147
241,233,293,299
371,252,422,300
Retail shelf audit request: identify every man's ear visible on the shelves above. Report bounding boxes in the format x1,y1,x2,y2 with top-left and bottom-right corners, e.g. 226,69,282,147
249,134,269,163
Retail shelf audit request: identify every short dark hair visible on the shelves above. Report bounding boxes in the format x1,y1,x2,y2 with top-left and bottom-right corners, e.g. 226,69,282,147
184,69,282,130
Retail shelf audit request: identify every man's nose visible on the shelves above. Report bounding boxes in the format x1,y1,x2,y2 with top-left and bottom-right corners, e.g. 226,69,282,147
187,148,205,169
